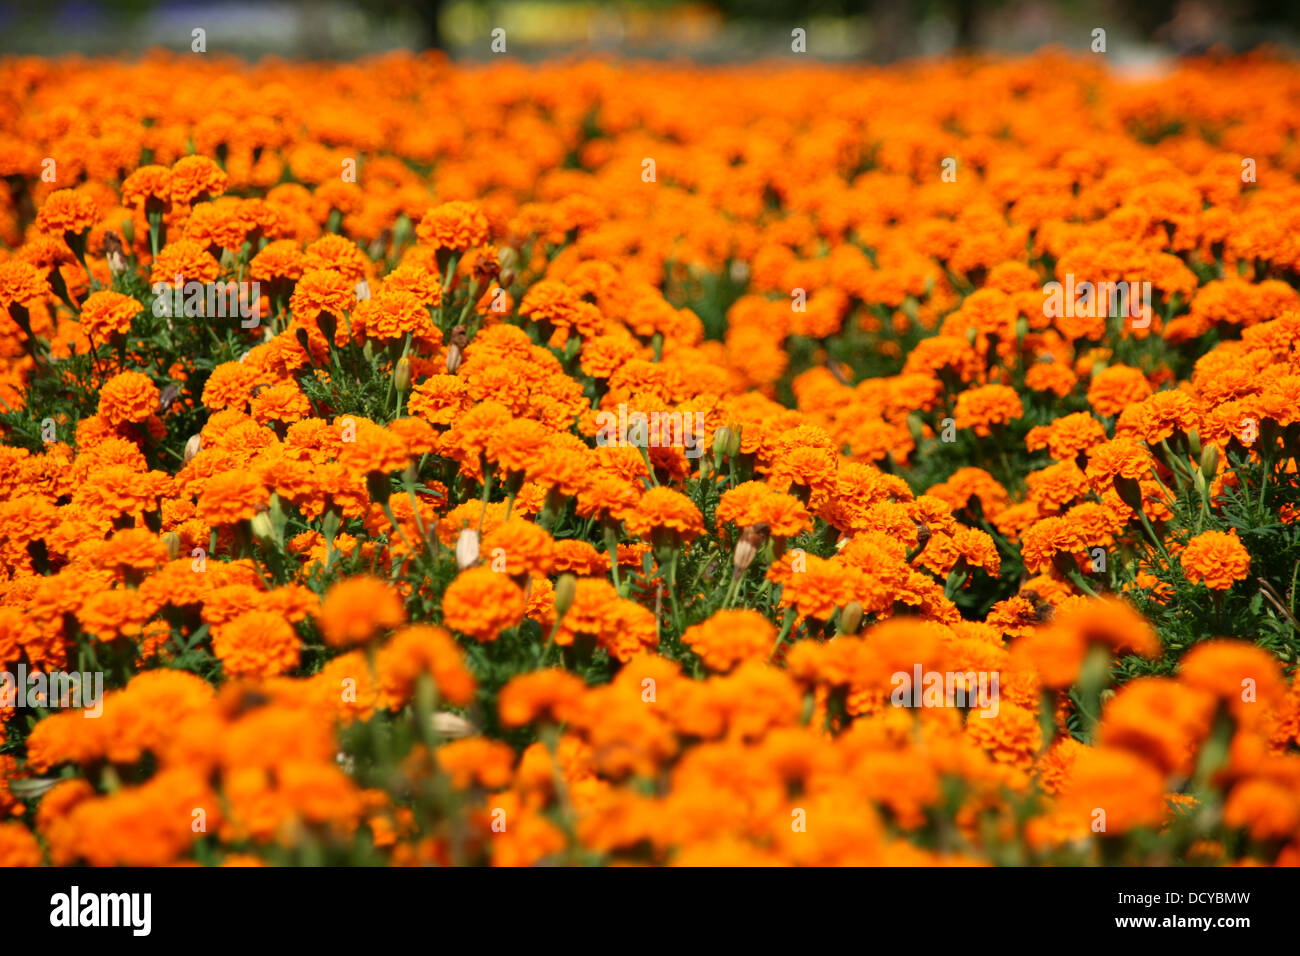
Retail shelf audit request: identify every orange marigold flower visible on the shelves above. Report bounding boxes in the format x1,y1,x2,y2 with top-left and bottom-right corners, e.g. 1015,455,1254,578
80,290,142,341
954,384,1023,437
1181,529,1250,591
36,188,99,237
682,609,775,672
416,201,490,251
250,382,311,426
1178,640,1284,713
0,259,52,307
375,625,476,709
170,155,228,205
1056,746,1168,834
436,738,515,789
623,487,704,543
481,518,555,577
1087,364,1153,418
211,610,300,679
319,576,407,647
150,238,221,286
498,669,587,727
120,165,173,209
197,471,267,526
98,370,160,426
1223,779,1300,842
0,822,42,866
442,566,525,641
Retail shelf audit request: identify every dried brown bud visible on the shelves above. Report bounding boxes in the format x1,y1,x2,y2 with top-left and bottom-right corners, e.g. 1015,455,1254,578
103,231,128,275
432,712,478,739
446,324,469,374
455,527,479,569
733,522,771,576
472,248,501,282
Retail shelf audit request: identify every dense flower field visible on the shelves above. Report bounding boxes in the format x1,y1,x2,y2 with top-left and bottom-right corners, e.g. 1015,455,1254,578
1,49,1300,867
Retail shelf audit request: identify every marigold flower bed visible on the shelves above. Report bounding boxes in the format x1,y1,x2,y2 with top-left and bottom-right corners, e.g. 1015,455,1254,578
2,50,1300,866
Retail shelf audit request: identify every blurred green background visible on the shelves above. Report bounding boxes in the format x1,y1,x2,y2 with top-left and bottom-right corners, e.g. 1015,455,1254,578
0,0,1296,60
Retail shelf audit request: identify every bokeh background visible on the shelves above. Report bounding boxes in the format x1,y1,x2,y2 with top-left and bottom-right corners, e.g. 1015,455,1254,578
0,0,1296,62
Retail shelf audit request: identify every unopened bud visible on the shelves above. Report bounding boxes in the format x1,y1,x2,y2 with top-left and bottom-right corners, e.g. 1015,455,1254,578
1200,444,1219,481
1113,475,1145,515
183,433,202,464
498,247,519,270
103,231,128,275
455,527,479,569
712,426,733,471
733,522,770,576
250,510,275,545
394,355,412,393
838,601,863,635
366,470,392,507
161,531,181,561
554,572,577,617
446,324,468,374
431,712,478,738
498,269,515,288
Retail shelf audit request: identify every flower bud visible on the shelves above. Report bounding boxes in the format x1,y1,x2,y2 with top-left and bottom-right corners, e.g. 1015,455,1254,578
1200,444,1219,481
394,355,412,393
250,510,276,546
183,433,202,465
838,601,863,635
446,324,468,374
1113,475,1145,515
161,531,181,561
432,712,478,739
712,426,733,471
733,522,770,576
317,311,338,346
456,527,479,569
366,470,392,507
103,231,128,275
554,572,577,617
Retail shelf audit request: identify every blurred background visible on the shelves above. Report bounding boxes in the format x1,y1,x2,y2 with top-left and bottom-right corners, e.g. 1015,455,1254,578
0,0,1296,61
